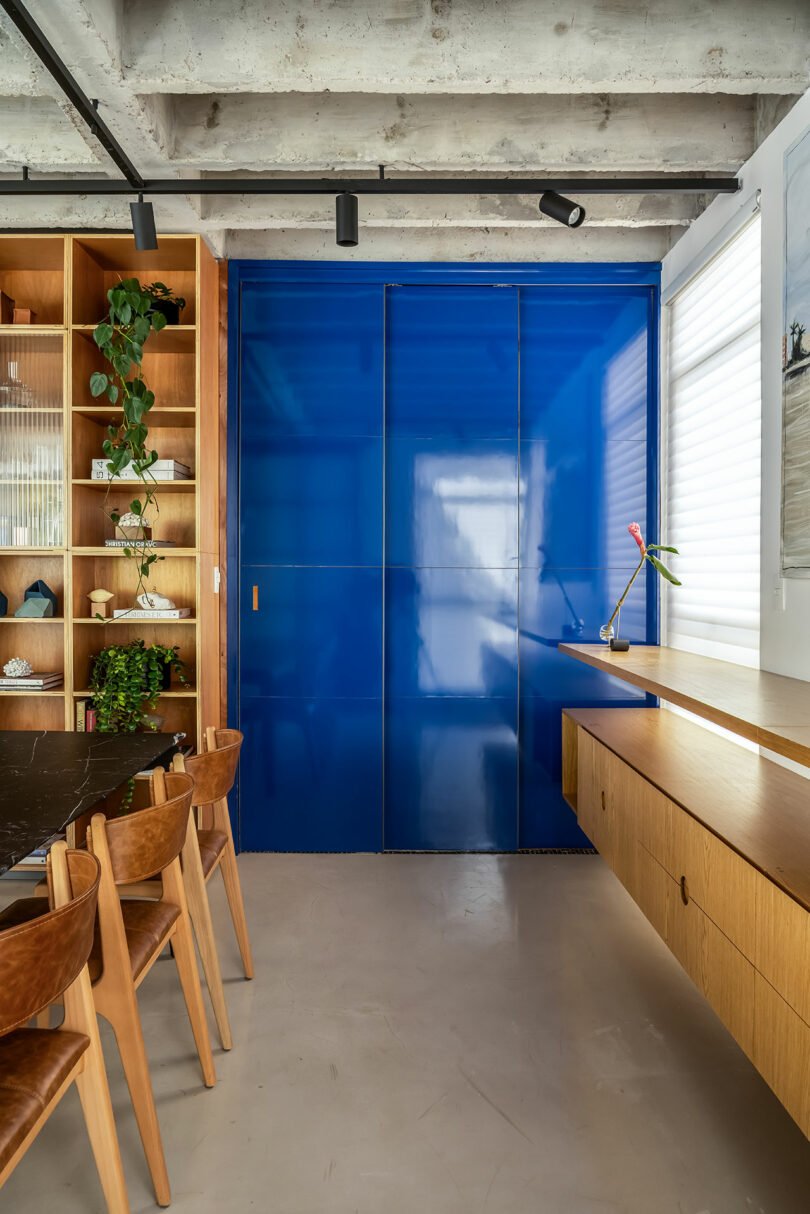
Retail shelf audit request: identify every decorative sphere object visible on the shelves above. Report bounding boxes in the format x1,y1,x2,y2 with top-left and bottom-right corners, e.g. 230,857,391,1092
137,591,176,610
3,657,32,678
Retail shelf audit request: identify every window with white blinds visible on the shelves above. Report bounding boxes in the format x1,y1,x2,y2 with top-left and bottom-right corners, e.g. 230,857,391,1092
664,215,761,668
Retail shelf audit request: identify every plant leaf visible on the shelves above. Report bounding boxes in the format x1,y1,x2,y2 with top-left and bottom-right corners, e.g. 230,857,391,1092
645,544,679,554
646,553,682,585
151,311,167,331
89,371,108,397
93,322,114,348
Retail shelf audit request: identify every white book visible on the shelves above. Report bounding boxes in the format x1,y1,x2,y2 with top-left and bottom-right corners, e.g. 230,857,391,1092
113,608,191,619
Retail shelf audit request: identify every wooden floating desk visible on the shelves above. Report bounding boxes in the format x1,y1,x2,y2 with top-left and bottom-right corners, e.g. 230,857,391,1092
559,643,810,767
559,645,810,1139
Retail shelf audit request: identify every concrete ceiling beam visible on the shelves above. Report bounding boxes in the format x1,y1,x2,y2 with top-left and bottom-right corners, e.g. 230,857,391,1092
123,0,810,97
164,91,762,174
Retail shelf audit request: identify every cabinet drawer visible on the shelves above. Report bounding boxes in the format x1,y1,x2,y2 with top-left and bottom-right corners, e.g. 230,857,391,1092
754,874,810,1028
754,974,810,1138
666,867,756,1058
576,729,611,859
666,805,758,961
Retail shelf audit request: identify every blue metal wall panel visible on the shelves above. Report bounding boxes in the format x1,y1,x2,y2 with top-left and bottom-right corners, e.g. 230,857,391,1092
237,280,385,851
230,262,660,853
384,285,520,851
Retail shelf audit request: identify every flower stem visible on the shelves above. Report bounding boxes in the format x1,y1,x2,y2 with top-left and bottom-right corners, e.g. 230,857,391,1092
605,554,646,634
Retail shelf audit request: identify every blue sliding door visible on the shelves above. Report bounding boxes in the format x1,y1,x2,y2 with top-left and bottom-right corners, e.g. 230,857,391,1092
232,264,658,852
384,286,519,851
517,287,652,847
238,282,384,851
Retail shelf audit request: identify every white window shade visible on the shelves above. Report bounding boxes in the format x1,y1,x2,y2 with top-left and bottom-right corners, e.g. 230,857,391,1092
664,216,761,669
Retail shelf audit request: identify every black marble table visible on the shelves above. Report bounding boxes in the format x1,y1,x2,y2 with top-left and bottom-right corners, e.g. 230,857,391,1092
0,731,179,875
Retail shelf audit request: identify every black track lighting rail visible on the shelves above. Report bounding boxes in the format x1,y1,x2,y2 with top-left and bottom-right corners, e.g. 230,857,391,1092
0,176,739,197
0,0,144,190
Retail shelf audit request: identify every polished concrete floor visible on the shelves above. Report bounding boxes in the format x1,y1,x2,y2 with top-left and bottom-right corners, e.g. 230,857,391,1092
2,853,809,1212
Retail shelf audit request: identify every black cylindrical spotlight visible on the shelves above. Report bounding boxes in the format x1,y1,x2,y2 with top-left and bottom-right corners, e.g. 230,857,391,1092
336,192,358,247
538,191,586,228
130,192,158,250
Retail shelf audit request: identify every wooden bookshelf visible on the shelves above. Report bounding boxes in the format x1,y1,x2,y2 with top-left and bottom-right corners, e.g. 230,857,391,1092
0,233,222,750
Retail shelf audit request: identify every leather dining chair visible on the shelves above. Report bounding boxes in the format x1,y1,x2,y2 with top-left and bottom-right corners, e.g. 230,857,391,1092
86,768,216,1208
167,727,254,1051
0,843,129,1213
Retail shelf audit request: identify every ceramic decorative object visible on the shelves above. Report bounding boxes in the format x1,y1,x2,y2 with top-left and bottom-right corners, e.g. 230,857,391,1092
0,589,6,617
3,657,32,678
136,590,176,611
15,596,53,618
24,580,57,614
87,589,114,618
116,511,152,543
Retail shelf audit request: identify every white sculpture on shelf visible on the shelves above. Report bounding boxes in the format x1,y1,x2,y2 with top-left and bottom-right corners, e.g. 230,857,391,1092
136,590,176,611
3,657,32,678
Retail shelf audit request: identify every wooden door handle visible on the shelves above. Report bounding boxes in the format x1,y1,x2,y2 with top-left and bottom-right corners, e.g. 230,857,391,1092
600,789,606,811
252,585,258,611
680,875,689,905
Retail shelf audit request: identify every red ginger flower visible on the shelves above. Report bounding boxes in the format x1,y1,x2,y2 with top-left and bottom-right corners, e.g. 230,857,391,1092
628,522,645,556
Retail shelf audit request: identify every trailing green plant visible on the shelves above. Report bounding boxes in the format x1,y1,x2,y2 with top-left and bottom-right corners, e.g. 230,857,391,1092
89,640,188,734
89,277,181,613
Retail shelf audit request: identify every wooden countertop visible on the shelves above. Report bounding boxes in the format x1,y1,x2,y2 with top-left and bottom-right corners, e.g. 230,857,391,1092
559,644,810,767
565,707,810,913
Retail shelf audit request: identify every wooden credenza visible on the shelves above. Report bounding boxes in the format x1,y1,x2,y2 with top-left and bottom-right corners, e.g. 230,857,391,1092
563,706,810,1138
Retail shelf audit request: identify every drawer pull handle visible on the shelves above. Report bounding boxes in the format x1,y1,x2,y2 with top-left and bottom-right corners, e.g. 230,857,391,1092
600,790,606,811
680,875,689,906
252,585,259,611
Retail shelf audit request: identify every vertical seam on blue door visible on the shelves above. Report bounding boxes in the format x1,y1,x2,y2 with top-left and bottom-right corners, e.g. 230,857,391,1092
516,285,521,847
382,284,387,851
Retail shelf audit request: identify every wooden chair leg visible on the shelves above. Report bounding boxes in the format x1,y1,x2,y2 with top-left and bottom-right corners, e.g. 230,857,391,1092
216,808,254,980
182,812,232,1051
106,998,171,1207
75,1038,131,1214
170,912,217,1088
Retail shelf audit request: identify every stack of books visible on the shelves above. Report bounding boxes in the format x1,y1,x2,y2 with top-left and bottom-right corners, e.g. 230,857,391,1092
0,671,63,690
91,458,191,482
75,698,97,732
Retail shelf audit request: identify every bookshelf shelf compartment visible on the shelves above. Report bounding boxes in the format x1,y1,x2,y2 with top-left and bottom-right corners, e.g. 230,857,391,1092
1,232,220,744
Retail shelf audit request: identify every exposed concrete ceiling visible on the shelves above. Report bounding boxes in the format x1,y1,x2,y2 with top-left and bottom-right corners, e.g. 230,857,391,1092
0,0,807,261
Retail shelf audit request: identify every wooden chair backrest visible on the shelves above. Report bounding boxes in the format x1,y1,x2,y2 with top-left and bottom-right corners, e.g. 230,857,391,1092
101,770,194,885
0,847,99,1033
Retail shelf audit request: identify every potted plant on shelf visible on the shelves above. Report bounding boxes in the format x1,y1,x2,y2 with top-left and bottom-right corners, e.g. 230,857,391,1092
143,282,186,326
89,640,187,734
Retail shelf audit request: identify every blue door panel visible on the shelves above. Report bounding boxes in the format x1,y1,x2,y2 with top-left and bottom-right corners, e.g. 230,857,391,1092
384,697,518,851
241,435,383,566
386,436,518,567
386,567,518,698
240,697,383,852
519,439,647,570
519,287,650,443
239,567,382,700
240,282,383,437
386,286,519,438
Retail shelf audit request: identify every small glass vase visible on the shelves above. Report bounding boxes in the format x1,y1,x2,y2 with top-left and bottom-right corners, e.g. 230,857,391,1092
599,609,620,645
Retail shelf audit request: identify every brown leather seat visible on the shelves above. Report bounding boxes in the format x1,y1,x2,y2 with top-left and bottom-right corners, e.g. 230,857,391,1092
0,1029,89,1171
0,846,129,1211
196,829,227,878
87,899,180,984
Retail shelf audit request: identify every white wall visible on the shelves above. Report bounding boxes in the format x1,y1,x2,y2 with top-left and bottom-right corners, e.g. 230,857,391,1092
662,88,810,681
